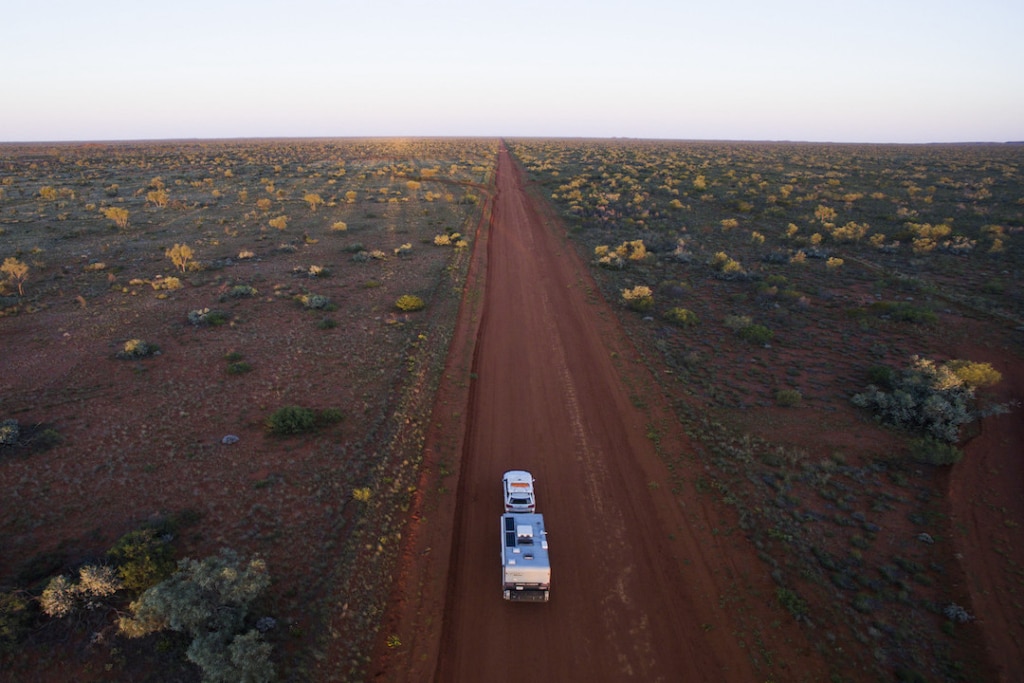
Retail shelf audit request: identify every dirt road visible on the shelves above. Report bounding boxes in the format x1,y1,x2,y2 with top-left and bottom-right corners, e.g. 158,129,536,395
371,141,823,682
950,341,1024,682
426,145,759,682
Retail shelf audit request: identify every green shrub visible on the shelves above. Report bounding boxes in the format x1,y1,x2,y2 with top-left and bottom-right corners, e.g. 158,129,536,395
265,406,341,436
869,301,937,324
395,294,425,312
108,527,176,594
226,361,252,375
266,406,317,436
776,587,808,619
0,419,19,446
317,408,344,426
866,365,895,389
34,428,63,450
723,314,752,331
738,324,774,345
851,355,1005,443
188,308,228,326
909,437,964,465
981,279,1005,295
189,629,274,683
225,284,258,299
118,339,159,359
300,293,331,310
852,592,877,613
663,307,698,327
775,389,802,407
0,591,32,651
317,317,337,330
118,549,274,683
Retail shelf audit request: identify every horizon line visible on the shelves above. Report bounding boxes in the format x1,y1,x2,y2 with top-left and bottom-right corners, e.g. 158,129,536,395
1,134,1022,147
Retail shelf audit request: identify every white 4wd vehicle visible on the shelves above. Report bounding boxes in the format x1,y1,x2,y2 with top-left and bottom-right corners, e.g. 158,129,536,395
502,470,536,513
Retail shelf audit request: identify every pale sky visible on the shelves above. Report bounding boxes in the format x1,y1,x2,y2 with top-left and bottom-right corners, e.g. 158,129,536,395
2,0,1022,143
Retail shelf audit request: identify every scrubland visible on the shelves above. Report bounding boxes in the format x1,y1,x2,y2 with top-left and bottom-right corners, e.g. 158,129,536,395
509,139,1023,682
0,138,494,681
2,136,1022,682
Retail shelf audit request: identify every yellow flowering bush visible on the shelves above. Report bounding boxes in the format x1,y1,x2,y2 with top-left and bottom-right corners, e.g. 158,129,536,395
621,285,654,312
395,294,425,312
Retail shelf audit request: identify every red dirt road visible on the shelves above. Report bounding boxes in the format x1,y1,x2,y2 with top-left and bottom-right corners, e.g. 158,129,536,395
433,146,761,682
372,143,825,682
950,337,1024,682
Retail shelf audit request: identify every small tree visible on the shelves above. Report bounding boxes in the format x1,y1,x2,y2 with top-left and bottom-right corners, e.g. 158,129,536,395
852,355,1007,444
119,549,273,683
302,193,324,212
166,244,194,273
1,257,28,296
814,204,837,224
40,565,123,618
147,188,169,208
39,575,76,618
102,206,130,229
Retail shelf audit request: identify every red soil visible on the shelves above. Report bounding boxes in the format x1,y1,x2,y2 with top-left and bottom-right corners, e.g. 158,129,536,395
949,326,1024,682
372,145,829,681
6,140,1014,681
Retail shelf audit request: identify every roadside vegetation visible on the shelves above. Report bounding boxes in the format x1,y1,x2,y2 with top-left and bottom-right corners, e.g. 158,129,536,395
0,138,496,681
509,138,1023,682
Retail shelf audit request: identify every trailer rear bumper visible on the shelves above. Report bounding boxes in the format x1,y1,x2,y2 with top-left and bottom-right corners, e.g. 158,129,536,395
504,587,550,602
